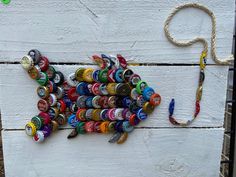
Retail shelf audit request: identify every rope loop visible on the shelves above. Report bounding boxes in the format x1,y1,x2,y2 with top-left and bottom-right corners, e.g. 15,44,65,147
164,3,234,65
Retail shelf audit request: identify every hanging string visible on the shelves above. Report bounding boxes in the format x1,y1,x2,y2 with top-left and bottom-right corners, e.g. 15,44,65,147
164,3,234,65
164,3,234,125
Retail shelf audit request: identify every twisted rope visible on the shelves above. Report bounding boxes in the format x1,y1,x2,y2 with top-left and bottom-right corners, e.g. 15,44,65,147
164,3,234,64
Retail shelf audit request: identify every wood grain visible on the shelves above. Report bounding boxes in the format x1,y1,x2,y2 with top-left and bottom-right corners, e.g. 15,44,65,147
0,64,228,129
0,1,233,176
0,0,234,64
2,128,224,177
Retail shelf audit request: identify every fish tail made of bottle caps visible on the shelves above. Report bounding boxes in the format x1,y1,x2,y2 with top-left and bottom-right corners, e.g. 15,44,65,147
21,50,161,144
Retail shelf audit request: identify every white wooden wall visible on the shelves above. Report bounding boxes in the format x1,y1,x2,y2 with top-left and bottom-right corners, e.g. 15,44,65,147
0,0,234,177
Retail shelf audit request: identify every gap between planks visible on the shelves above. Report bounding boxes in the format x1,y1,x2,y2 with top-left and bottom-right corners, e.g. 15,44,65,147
0,61,224,66
1,126,224,132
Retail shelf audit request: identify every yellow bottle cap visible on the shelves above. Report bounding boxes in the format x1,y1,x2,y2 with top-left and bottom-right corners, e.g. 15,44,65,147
25,122,37,136
100,121,110,133
82,68,94,83
21,55,34,70
51,120,59,131
117,132,128,144
107,83,117,95
92,109,102,121
143,102,155,114
75,68,85,81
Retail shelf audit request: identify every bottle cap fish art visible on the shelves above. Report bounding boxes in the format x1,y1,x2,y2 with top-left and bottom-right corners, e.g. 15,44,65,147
21,50,161,144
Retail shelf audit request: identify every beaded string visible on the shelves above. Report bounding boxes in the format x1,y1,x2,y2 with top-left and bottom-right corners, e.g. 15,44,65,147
164,3,234,125
168,51,206,125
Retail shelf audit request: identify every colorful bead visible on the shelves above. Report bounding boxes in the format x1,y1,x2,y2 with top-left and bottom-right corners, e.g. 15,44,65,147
168,51,207,126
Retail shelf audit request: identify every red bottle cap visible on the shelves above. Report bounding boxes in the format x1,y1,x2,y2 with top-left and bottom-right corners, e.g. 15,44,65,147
38,56,49,71
68,87,79,101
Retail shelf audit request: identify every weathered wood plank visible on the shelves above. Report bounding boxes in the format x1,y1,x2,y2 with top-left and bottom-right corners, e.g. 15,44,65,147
0,0,234,63
0,64,228,129
0,1,232,177
2,128,224,177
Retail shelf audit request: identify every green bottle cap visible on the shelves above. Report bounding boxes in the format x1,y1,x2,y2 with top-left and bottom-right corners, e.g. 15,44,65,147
136,80,148,94
36,72,49,86
99,68,108,83
46,66,56,80
76,122,86,134
1,0,10,5
31,116,43,130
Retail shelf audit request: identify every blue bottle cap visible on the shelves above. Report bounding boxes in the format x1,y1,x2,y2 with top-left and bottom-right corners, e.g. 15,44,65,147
122,97,132,108
114,121,124,132
114,68,124,83
143,87,155,101
137,108,147,121
76,82,87,95
92,70,100,83
122,121,134,133
100,109,109,121
63,95,72,107
85,96,93,108
68,114,79,127
101,54,113,69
